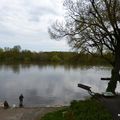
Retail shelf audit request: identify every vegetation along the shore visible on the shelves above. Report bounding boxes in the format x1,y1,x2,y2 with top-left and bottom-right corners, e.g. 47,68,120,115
0,45,113,65
39,99,112,120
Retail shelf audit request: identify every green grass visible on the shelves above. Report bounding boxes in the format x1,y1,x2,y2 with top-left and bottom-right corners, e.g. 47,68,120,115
40,99,112,120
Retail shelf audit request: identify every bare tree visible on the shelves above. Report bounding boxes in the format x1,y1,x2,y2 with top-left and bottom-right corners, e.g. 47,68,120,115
49,0,120,93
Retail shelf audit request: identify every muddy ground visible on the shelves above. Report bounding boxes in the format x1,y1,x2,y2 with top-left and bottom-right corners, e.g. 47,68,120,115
0,107,61,120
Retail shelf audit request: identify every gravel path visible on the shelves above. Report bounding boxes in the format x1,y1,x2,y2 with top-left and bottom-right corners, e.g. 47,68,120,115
0,107,61,120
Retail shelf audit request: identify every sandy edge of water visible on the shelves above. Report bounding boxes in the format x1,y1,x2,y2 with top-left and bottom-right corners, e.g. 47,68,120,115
0,107,63,120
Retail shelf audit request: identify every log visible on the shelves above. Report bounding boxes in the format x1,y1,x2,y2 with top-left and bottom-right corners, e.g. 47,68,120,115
78,83,91,91
101,78,111,80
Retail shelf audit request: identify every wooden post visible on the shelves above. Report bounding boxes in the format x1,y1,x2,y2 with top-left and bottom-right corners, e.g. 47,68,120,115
101,78,111,80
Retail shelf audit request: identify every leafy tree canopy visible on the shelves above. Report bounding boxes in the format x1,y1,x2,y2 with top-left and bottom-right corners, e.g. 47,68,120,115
49,0,120,92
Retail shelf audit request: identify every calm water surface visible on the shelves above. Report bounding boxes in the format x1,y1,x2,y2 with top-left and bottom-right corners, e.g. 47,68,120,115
0,64,119,107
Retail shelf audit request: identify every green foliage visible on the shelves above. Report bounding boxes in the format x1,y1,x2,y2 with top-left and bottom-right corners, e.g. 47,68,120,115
0,45,113,65
41,109,66,120
0,48,3,53
11,45,21,52
41,99,112,120
69,100,112,120
51,55,62,62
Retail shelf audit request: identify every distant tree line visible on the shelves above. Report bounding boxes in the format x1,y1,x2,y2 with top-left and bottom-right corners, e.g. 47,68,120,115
0,45,112,65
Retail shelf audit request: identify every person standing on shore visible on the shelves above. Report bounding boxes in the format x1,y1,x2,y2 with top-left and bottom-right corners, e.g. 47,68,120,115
19,94,24,107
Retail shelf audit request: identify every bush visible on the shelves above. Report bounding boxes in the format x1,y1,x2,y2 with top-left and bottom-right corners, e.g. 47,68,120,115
40,99,112,120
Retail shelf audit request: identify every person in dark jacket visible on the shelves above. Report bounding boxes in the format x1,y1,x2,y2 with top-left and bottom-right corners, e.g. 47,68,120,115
19,94,24,107
4,101,9,109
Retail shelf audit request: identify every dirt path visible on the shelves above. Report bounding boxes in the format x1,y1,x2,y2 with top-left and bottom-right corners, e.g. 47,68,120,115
98,95,120,120
0,107,61,120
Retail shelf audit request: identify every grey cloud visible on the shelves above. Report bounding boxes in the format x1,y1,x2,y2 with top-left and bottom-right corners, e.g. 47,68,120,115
30,6,58,16
0,0,70,52
28,7,58,22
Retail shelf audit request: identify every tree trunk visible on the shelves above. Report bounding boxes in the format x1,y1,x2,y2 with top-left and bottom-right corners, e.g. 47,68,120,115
106,43,120,93
106,68,119,93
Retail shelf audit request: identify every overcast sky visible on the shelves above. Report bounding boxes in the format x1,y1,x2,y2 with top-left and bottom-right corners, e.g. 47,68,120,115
0,0,70,52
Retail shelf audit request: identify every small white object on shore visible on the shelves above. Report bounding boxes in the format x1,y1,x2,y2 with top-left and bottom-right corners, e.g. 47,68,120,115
102,92,115,97
12,104,16,108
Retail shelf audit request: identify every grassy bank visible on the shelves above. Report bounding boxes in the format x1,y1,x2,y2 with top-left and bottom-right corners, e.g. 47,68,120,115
39,99,112,120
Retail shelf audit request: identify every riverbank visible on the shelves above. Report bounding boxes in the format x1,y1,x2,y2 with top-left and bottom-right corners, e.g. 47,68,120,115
0,107,62,120
0,98,115,120
40,99,112,120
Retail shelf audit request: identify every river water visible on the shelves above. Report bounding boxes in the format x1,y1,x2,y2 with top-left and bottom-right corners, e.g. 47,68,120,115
0,64,119,107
